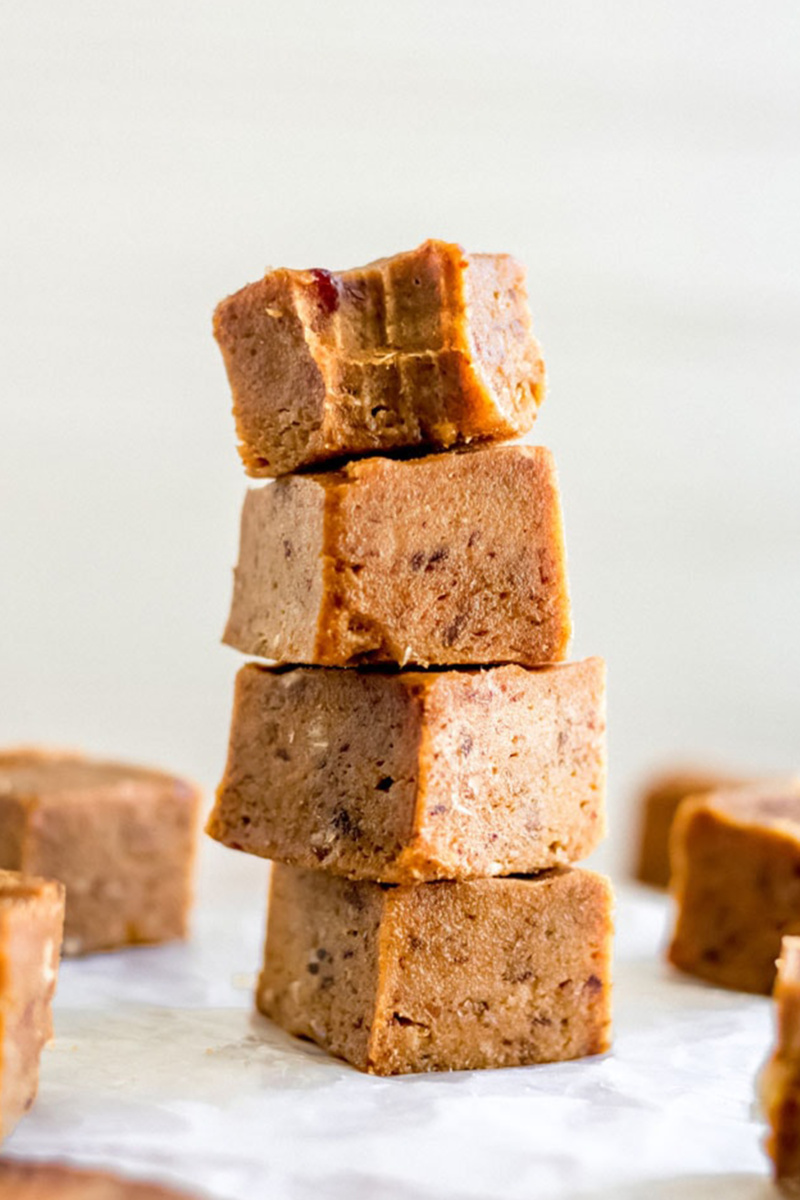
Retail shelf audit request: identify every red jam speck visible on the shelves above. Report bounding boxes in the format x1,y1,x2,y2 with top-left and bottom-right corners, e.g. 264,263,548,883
310,268,340,316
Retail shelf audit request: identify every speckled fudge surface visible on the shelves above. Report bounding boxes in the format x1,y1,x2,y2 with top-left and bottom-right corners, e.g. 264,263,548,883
0,869,64,1143
223,444,571,668
668,784,800,994
0,1160,200,1198
214,239,546,477
762,937,800,1193
0,749,201,956
634,767,750,889
209,657,606,882
258,865,613,1076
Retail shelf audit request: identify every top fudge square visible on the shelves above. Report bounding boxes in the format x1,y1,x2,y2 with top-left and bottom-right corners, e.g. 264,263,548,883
214,239,546,476
223,444,571,668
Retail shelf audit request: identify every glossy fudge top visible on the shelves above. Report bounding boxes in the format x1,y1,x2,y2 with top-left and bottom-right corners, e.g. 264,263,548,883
0,867,62,903
0,749,198,804
213,239,546,476
693,784,800,830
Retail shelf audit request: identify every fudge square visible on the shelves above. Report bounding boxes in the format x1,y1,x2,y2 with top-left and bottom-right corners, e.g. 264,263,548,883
0,1160,201,1198
668,784,800,994
634,767,749,889
214,239,546,477
0,869,64,1142
209,657,606,882
0,749,201,956
257,865,613,1075
223,444,571,668
762,937,800,1192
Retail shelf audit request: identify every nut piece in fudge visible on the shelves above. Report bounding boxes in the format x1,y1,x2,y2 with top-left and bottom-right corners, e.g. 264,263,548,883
214,239,546,477
0,1160,201,1197
257,865,613,1075
209,657,606,882
223,444,571,668
0,869,65,1143
0,749,201,956
762,937,800,1194
634,767,751,888
668,784,800,994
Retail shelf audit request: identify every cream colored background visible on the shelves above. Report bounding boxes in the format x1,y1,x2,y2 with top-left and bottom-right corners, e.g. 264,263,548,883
2,1,799,873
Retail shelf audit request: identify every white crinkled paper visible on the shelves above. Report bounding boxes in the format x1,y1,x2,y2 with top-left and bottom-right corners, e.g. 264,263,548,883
4,847,777,1200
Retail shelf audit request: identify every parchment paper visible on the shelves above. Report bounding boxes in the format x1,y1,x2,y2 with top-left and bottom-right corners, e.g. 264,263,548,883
3,847,777,1200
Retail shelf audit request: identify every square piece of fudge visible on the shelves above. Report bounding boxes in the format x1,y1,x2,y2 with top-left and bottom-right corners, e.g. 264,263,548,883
0,749,201,956
223,444,571,668
762,937,800,1193
0,869,65,1142
209,657,606,882
633,767,750,888
258,865,613,1075
668,784,800,993
214,239,546,476
0,1160,200,1197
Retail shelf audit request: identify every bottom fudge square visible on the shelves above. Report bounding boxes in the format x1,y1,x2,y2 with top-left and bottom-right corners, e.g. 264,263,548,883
762,937,800,1192
257,865,613,1075
669,784,800,994
0,869,65,1142
0,749,201,956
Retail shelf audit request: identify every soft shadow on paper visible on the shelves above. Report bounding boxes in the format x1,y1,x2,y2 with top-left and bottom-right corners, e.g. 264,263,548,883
576,1174,771,1200
286,1172,772,1200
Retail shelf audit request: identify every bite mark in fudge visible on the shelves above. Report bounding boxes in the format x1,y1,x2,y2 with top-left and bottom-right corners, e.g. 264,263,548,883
214,239,546,476
0,748,201,956
0,868,65,1142
762,937,800,1193
223,445,571,668
208,657,606,881
0,1160,201,1197
668,783,800,994
257,865,613,1075
633,767,752,889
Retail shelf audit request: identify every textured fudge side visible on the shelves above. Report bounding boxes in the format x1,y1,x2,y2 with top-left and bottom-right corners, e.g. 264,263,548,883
0,1160,200,1197
0,749,201,956
0,869,65,1142
634,768,749,888
668,785,800,994
224,445,571,668
208,657,606,882
257,865,613,1075
214,239,546,476
762,938,800,1193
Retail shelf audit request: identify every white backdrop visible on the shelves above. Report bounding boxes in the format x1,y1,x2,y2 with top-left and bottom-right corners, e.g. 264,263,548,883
2,1,799,875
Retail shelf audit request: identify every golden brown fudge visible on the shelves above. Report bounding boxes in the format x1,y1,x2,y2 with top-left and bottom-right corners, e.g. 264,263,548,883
0,870,64,1143
0,1161,200,1198
224,445,571,668
214,239,546,477
0,749,201,956
258,865,613,1075
209,657,606,882
634,768,749,888
762,937,800,1193
668,784,800,994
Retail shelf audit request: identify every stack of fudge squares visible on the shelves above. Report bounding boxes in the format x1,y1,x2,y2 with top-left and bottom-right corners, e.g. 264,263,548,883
207,240,613,1075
